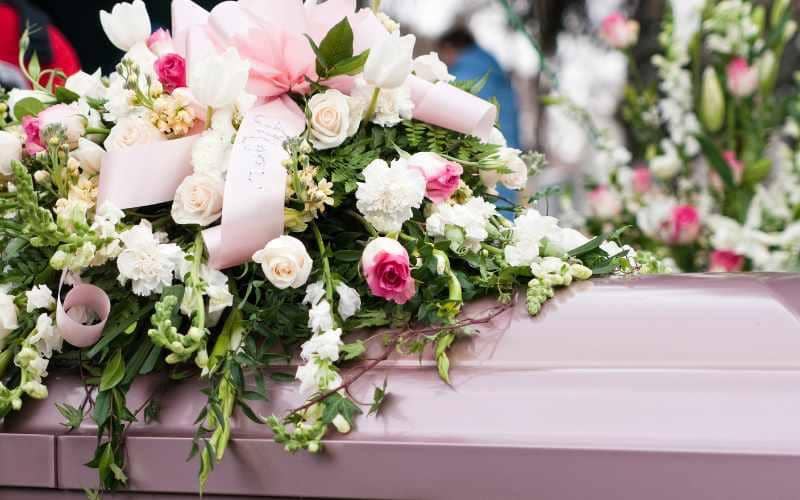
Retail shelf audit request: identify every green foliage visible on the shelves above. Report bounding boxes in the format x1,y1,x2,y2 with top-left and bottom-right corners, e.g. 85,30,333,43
56,402,84,430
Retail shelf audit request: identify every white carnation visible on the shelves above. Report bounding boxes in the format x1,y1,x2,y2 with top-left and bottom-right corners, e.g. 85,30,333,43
117,221,185,296
426,197,497,252
191,129,231,178
28,313,62,358
301,328,343,362
351,77,414,128
356,158,426,233
504,209,560,267
25,285,55,313
308,299,335,335
335,282,361,321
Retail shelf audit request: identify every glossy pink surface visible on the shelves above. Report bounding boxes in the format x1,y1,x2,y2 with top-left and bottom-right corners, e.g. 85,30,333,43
2,274,800,498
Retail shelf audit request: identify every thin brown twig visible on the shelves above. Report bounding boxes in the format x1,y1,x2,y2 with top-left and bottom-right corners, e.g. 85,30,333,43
288,302,513,417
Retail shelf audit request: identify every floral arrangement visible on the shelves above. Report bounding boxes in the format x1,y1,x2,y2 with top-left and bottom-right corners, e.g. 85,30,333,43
0,0,634,491
571,0,799,272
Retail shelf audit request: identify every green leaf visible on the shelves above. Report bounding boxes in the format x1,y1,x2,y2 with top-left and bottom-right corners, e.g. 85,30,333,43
327,50,370,78
13,97,46,119
55,86,80,104
144,399,160,424
567,226,630,258
436,333,455,384
368,378,389,416
315,17,355,76
468,72,491,94
321,392,362,426
341,340,366,361
334,250,365,262
696,135,734,188
109,463,128,484
55,403,84,430
99,350,126,392
92,390,111,427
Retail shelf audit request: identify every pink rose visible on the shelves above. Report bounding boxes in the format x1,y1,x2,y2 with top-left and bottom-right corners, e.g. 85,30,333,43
631,166,652,194
588,185,623,220
361,237,416,305
22,116,44,155
147,28,176,57
600,12,639,49
154,54,187,93
726,57,758,98
668,204,701,245
709,250,745,273
408,152,463,203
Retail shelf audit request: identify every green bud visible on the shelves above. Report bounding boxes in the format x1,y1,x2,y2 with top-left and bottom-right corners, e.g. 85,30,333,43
742,158,772,185
758,51,778,94
700,68,725,133
771,0,790,26
570,263,593,281
752,5,766,33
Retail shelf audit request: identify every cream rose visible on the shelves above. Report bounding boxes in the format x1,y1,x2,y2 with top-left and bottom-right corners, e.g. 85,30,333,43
0,131,22,177
308,89,360,150
252,236,313,290
171,173,224,227
104,113,165,151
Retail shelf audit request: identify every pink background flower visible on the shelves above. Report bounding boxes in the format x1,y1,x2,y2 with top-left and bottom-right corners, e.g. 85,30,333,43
709,250,745,273
631,166,652,195
668,205,701,245
726,57,758,98
600,12,639,49
588,185,623,220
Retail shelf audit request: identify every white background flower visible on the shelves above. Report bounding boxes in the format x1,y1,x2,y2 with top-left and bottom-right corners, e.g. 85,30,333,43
171,173,225,227
252,236,313,289
117,221,184,296
497,148,529,190
100,0,151,52
356,158,426,233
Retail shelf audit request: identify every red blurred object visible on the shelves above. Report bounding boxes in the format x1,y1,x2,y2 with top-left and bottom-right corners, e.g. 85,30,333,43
0,3,80,88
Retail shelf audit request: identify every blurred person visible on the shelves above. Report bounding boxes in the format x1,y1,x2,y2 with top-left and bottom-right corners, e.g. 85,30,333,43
439,26,522,150
0,0,79,88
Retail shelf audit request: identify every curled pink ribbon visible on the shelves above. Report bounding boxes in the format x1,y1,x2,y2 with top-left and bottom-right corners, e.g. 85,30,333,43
56,272,111,348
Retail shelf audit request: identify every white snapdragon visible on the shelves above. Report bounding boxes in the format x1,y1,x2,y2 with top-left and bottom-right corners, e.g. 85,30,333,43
356,158,426,233
25,285,55,313
180,265,234,317
295,358,342,398
703,0,759,56
0,290,19,344
117,221,185,296
300,328,343,362
303,281,326,307
28,314,62,358
425,197,497,253
335,283,361,321
308,299,335,335
503,209,560,267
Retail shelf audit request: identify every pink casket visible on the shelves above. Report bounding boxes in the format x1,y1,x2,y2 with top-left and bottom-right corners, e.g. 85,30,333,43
2,274,800,499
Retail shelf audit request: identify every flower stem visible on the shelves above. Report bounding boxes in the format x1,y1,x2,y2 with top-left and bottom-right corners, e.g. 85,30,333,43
0,349,12,380
312,222,334,303
191,232,206,331
85,127,110,136
365,87,381,122
206,106,214,130
371,0,382,12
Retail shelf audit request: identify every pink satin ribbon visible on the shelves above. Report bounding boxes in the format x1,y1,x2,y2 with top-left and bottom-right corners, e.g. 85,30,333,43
56,272,111,348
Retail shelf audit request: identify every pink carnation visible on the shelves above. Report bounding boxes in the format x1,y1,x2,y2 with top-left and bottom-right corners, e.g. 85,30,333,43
709,250,745,273
22,116,44,155
154,54,187,93
408,152,463,203
361,238,416,305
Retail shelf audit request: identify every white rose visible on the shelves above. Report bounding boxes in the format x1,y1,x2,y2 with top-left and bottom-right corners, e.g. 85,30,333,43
252,236,313,290
191,130,231,178
308,90,361,150
65,70,106,100
25,285,55,313
364,31,416,89
498,148,528,190
335,282,361,321
38,104,86,146
0,291,19,343
189,48,250,110
0,131,22,177
171,173,224,227
72,138,105,175
104,114,165,151
413,52,455,83
650,154,682,180
100,0,151,51
301,328,343,362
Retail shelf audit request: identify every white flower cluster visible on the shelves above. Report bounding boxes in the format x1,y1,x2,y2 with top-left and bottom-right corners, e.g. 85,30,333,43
703,0,761,56
356,158,426,233
350,78,414,128
652,55,701,158
426,197,497,253
504,209,597,268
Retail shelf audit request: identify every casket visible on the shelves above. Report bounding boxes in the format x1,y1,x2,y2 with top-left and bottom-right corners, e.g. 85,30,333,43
2,274,800,500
